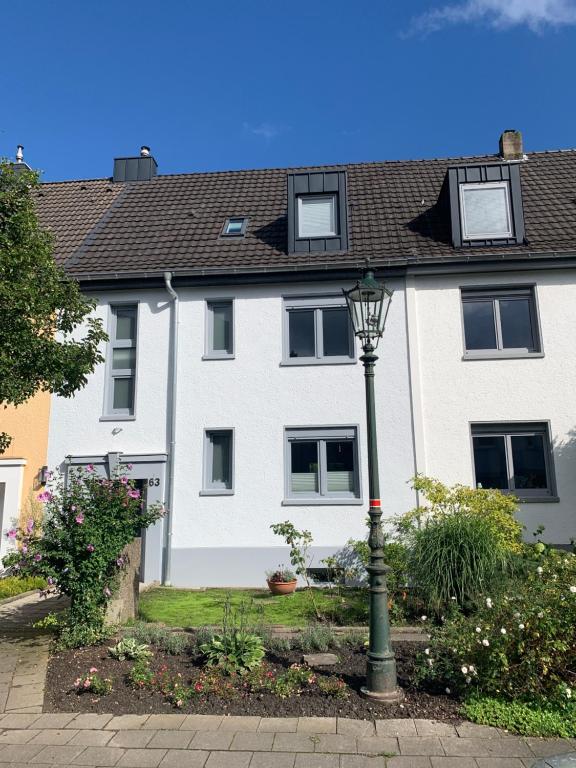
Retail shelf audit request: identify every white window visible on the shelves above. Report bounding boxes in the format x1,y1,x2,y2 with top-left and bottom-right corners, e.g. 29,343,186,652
282,295,354,365
223,217,247,236
298,195,337,238
284,427,361,504
202,429,234,494
459,182,512,240
105,305,138,417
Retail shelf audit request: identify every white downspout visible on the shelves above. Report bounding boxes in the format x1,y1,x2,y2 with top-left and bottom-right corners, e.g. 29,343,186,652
162,271,179,586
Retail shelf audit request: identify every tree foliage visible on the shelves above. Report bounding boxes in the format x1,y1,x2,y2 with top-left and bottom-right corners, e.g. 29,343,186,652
0,161,107,451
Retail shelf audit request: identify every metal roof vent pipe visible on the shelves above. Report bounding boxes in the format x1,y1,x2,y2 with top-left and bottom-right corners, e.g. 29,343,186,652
10,144,33,174
113,146,157,182
499,130,525,161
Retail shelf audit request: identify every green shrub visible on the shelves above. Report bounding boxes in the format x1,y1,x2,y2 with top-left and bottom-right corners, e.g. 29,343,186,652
266,635,293,653
418,546,576,705
128,658,154,689
200,631,265,675
298,624,340,652
3,467,163,647
408,511,509,612
463,696,576,738
109,638,152,661
0,575,46,599
74,668,112,695
161,632,190,655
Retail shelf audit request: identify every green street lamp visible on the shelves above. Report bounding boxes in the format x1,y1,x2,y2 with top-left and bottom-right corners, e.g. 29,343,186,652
343,269,403,703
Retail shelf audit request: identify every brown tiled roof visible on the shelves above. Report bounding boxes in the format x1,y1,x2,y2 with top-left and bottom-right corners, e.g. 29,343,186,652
35,150,576,279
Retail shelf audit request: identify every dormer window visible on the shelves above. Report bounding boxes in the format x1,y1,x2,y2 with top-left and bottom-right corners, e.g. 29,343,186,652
298,195,337,238
459,182,512,240
287,171,348,253
222,217,248,237
448,164,525,248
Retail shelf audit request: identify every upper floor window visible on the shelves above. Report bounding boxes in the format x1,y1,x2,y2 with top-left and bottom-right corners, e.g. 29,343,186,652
459,182,512,240
204,300,234,359
298,195,337,238
104,304,138,418
461,286,541,357
448,163,525,248
287,170,348,253
282,295,355,365
222,217,248,237
471,422,556,501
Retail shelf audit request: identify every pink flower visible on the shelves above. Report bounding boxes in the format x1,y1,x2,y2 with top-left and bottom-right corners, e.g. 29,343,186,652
22,545,28,553
86,464,95,472
26,519,34,533
120,476,129,485
126,463,133,470
89,667,98,673
127,489,140,499
86,544,95,553
37,491,52,502
34,553,42,562
83,679,90,689
75,514,84,525
116,557,124,567
47,577,54,585
71,505,77,512
74,678,81,687
6,528,17,539
103,587,111,597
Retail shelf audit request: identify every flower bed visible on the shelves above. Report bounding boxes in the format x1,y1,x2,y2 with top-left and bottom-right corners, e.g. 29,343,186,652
44,640,461,721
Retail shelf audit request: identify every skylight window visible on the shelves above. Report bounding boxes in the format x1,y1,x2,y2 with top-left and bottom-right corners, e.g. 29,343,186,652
222,217,248,237
459,182,512,240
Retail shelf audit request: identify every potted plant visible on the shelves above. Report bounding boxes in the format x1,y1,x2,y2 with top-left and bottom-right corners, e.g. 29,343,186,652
266,567,297,595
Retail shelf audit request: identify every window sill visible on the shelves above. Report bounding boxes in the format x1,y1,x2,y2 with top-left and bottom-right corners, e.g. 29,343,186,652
280,358,356,367
282,498,363,506
202,354,235,361
99,415,136,422
462,352,544,361
518,496,560,504
199,489,235,496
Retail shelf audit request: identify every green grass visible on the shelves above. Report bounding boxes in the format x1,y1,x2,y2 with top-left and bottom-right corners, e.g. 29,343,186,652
462,696,576,738
138,587,368,627
0,576,46,600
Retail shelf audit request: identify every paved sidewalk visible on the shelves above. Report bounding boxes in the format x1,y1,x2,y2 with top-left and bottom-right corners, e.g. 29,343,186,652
0,593,65,715
0,713,574,767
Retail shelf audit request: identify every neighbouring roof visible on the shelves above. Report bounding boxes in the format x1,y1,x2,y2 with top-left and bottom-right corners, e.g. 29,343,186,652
34,149,576,280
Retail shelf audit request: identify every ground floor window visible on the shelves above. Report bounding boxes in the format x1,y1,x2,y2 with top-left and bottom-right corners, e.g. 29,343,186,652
202,429,234,494
471,422,555,500
284,426,360,503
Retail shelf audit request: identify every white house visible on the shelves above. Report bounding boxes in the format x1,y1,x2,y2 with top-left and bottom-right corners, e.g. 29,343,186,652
35,130,576,586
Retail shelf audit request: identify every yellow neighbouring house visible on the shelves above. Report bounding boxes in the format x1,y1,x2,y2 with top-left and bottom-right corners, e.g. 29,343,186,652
0,391,51,565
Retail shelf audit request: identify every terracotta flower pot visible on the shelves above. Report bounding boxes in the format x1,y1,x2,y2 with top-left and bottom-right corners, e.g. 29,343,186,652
267,579,297,596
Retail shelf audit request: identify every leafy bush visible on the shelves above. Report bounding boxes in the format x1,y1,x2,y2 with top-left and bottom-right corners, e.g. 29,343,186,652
0,575,46,599
74,667,112,695
462,696,576,738
125,623,191,655
299,624,340,652
200,631,265,675
109,638,152,661
419,546,576,705
3,467,163,647
161,632,190,655
128,659,155,689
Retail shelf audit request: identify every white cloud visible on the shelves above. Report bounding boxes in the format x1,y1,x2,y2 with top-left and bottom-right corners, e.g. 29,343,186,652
408,0,576,34
243,122,285,141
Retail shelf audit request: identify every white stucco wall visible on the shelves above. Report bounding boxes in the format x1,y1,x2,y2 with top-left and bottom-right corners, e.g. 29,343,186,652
408,268,576,545
47,278,417,586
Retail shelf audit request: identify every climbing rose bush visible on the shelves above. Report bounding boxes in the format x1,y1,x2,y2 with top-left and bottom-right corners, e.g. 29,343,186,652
3,467,163,647
418,545,576,706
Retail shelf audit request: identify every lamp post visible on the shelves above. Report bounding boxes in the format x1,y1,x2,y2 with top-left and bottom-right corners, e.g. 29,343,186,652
343,269,403,703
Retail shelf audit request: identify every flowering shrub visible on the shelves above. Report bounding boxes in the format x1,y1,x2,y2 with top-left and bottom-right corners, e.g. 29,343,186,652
74,667,112,696
418,546,576,705
3,467,163,647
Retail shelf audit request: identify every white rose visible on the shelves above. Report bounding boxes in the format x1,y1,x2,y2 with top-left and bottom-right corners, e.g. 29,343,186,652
461,666,468,675
482,639,490,646
569,586,576,593
500,628,507,635
475,627,481,633
424,648,430,655
536,567,543,575
518,623,525,630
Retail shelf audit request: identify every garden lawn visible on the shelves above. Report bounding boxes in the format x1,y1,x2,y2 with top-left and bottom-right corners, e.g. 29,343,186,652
138,587,368,627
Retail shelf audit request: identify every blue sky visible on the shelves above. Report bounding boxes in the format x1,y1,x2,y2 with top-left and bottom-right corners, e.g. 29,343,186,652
1,0,575,181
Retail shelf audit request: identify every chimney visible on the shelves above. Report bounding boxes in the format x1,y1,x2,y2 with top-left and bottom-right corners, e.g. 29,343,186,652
11,144,33,173
113,146,157,182
499,130,524,161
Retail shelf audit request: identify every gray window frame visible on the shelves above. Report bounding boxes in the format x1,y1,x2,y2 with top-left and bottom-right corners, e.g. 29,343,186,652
459,181,513,240
283,425,362,506
201,428,235,496
102,303,138,420
204,299,235,360
297,194,337,238
287,170,348,254
460,285,543,360
470,421,558,502
222,217,248,237
281,294,356,366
